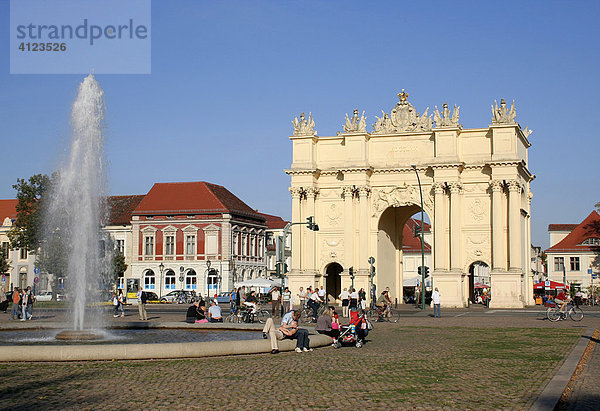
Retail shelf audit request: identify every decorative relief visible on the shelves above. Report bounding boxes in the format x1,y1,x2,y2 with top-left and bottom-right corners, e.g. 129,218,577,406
432,182,446,195
289,186,304,199
447,182,463,194
342,185,356,199
357,185,371,198
292,112,316,136
320,238,344,267
326,203,341,227
468,199,486,222
343,109,367,133
372,89,432,133
491,98,516,125
372,183,418,216
433,102,461,128
304,186,320,198
466,234,490,265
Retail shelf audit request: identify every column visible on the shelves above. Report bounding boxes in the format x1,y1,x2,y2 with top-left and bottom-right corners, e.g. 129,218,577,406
358,186,370,272
489,180,505,272
289,187,303,272
448,182,462,271
432,182,448,271
304,186,318,273
342,186,355,271
508,180,522,272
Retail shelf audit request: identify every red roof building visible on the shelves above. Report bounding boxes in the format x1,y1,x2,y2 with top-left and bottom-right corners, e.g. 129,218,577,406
545,211,600,288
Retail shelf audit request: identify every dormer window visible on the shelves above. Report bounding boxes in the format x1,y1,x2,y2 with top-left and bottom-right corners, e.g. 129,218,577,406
581,237,600,246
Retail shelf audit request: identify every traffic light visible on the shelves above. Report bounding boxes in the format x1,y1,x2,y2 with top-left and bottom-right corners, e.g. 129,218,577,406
424,266,430,278
276,262,289,277
348,266,354,278
370,264,375,277
413,224,421,238
307,216,319,231
418,266,422,276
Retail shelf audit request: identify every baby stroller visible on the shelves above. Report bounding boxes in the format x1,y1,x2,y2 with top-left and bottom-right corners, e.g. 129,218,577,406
333,309,370,349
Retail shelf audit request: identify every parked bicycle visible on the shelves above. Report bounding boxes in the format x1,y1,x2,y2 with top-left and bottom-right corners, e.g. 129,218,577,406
225,304,270,324
546,302,584,322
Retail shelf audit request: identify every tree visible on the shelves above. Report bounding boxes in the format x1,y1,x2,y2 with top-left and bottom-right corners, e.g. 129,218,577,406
0,254,10,275
7,174,52,251
111,250,128,283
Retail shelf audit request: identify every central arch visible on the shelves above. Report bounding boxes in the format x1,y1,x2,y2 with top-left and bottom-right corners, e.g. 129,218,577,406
324,262,343,303
377,204,430,304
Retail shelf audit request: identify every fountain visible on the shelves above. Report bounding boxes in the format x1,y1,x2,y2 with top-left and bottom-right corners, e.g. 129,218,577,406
44,73,107,340
0,75,333,360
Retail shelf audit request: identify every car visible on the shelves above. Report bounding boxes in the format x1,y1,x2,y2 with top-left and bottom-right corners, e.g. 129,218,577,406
160,290,196,303
35,291,54,302
143,291,161,304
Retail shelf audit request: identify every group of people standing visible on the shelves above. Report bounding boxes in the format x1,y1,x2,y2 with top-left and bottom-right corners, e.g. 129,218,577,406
268,286,293,316
7,287,35,321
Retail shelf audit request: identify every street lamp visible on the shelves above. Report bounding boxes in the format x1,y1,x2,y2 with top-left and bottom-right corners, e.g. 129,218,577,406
179,266,184,291
158,262,165,299
205,260,211,298
411,164,426,310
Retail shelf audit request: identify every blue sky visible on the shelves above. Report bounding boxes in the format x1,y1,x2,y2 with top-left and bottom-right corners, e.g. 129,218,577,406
1,0,599,248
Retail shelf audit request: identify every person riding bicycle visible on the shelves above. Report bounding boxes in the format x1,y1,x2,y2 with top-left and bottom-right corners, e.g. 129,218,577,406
307,290,322,321
376,291,390,320
555,290,568,312
244,290,259,313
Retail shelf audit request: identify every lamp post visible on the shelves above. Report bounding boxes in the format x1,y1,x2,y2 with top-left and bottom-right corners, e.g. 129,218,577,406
411,165,426,310
205,260,211,298
277,216,319,299
158,262,165,299
348,266,355,291
368,256,376,309
179,266,184,291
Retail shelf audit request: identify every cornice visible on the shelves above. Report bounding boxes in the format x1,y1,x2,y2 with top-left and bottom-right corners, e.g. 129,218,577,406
285,168,320,176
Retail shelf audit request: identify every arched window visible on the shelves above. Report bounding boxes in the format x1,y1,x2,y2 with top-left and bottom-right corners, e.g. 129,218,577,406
144,269,155,290
165,269,176,290
582,237,600,246
207,269,218,295
185,269,197,290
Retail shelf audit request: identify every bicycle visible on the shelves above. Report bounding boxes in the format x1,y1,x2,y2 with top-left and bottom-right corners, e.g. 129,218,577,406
546,302,584,322
300,302,327,323
226,304,271,324
367,305,399,323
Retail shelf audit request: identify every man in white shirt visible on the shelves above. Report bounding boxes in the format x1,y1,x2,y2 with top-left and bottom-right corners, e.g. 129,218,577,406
432,288,441,318
308,290,322,321
318,286,326,304
270,287,281,317
207,300,223,322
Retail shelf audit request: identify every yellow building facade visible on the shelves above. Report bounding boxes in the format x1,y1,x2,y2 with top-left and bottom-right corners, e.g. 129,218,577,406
287,91,534,308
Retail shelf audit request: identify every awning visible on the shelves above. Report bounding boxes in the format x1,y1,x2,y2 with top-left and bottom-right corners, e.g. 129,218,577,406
533,281,569,290
474,282,490,289
403,276,432,287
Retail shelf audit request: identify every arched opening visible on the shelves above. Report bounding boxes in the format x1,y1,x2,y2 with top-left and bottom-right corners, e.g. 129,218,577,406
165,269,176,291
185,269,197,291
377,205,432,305
468,261,490,304
143,269,155,290
325,262,343,303
207,269,218,296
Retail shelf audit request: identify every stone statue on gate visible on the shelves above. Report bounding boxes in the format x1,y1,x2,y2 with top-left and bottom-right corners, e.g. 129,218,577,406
343,109,366,133
292,112,316,136
491,98,516,124
433,102,461,128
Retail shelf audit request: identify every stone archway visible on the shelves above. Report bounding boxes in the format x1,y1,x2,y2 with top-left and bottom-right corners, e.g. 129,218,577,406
287,90,534,308
325,262,343,303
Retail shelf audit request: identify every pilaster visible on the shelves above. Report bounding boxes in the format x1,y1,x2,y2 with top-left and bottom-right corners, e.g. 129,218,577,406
342,186,355,271
432,182,448,271
304,186,318,273
448,181,462,271
358,185,370,273
489,180,506,272
507,180,523,272
289,187,303,273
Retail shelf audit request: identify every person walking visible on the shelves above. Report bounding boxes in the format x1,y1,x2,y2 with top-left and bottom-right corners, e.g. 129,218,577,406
230,288,238,314
11,288,20,320
26,286,35,320
282,287,292,313
358,288,367,311
137,289,148,321
270,286,281,317
432,287,441,318
112,292,120,317
339,288,350,318
117,289,125,317
20,289,29,321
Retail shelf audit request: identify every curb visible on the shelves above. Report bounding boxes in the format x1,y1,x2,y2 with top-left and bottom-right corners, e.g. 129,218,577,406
529,327,594,411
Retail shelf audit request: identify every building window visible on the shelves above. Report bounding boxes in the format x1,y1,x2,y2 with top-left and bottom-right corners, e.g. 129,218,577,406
19,248,27,260
165,235,175,255
144,270,155,290
165,270,176,290
570,257,580,271
1,242,8,259
554,257,564,271
144,236,154,256
115,239,125,254
206,233,218,255
185,235,196,255
185,270,197,290
582,237,600,246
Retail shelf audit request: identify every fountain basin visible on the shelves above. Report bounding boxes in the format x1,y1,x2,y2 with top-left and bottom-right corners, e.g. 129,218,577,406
0,322,333,362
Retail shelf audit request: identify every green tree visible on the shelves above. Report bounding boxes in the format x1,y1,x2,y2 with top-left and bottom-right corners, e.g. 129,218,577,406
111,250,128,283
7,174,52,251
0,254,10,274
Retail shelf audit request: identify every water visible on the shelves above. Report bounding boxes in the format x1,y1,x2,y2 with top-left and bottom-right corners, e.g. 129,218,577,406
43,74,107,331
0,329,261,345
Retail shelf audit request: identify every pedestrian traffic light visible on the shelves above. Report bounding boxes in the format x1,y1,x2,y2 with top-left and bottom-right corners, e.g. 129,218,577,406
424,266,430,278
306,216,319,231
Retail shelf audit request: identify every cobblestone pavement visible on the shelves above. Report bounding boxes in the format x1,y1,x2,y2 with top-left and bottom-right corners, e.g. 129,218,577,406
557,330,600,411
1,307,598,410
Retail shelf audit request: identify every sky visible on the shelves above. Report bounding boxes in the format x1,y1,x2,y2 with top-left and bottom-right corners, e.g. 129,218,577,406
0,0,599,249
